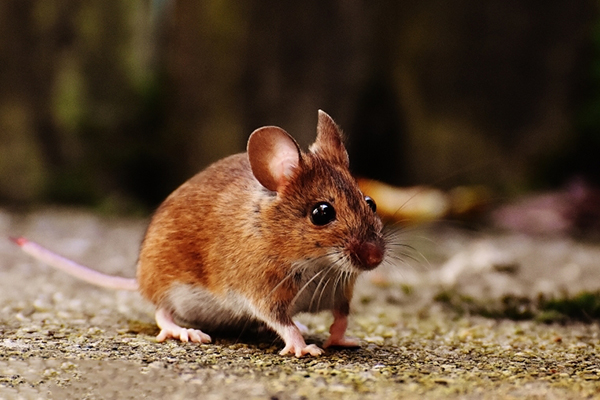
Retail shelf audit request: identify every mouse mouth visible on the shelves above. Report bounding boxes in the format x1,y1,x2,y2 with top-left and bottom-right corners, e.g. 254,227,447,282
348,238,385,271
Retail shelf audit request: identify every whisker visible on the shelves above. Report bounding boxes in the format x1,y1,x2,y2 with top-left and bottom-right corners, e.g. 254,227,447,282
314,274,333,313
309,259,340,311
265,251,335,300
291,268,325,311
333,254,357,307
266,270,297,299
307,267,329,310
387,251,422,265
330,268,347,309
385,248,432,273
307,251,349,312
387,243,416,254
381,224,434,272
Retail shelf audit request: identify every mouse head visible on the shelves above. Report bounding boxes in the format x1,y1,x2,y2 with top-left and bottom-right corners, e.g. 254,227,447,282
247,110,385,272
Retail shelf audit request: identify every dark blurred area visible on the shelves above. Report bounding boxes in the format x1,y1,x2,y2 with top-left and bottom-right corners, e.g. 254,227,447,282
0,0,598,213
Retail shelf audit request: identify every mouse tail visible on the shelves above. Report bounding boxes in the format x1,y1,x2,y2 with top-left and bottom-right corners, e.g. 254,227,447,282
10,237,139,291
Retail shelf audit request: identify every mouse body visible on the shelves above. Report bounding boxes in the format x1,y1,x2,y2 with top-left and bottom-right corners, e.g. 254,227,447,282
14,110,387,357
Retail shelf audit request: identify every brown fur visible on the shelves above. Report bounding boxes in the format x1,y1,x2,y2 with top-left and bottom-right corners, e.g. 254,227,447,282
137,111,385,335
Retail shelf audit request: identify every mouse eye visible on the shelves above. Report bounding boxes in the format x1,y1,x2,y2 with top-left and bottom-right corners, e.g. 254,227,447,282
310,202,336,226
365,196,377,212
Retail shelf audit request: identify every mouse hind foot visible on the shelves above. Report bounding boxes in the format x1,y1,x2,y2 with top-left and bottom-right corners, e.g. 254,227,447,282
154,307,212,343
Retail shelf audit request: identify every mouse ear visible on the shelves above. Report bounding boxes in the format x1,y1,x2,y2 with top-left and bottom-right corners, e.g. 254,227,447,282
309,110,349,167
247,126,302,192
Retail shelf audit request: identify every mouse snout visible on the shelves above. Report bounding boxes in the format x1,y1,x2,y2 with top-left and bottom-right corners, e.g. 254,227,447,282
350,240,385,271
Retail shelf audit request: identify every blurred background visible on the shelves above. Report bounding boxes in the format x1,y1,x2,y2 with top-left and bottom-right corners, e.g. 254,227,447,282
0,0,598,215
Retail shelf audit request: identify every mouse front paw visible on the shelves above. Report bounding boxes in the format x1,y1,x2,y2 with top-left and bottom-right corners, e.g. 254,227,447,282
279,342,323,357
276,321,323,357
323,336,359,348
323,310,359,349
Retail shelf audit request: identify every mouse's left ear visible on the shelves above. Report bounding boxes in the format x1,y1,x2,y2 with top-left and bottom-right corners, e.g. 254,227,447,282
248,126,302,192
309,110,349,167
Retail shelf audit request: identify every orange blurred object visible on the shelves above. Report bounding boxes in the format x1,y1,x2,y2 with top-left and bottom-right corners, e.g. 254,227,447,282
358,178,490,224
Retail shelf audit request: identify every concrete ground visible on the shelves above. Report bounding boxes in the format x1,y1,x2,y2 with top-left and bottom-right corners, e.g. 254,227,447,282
0,208,599,399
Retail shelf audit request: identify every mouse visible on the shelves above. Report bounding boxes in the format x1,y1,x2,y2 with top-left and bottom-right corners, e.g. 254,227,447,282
12,110,387,357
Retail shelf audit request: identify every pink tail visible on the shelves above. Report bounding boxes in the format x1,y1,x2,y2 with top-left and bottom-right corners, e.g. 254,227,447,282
10,237,138,291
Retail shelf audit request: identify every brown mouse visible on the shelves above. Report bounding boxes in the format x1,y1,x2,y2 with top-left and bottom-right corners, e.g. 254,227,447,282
13,110,387,357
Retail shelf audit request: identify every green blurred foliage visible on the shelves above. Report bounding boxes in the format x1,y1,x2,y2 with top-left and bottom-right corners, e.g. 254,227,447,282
0,1,598,213
435,289,600,323
540,16,600,187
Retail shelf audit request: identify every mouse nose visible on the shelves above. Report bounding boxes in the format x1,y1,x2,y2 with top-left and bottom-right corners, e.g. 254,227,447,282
354,241,384,270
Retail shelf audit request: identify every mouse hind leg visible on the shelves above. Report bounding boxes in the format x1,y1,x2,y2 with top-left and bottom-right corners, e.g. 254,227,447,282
155,307,212,343
154,283,257,343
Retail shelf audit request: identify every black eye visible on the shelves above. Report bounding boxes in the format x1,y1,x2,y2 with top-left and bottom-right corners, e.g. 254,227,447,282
310,202,336,226
365,196,376,212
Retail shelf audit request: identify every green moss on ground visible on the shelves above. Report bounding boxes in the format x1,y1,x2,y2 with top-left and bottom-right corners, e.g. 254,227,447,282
435,290,600,323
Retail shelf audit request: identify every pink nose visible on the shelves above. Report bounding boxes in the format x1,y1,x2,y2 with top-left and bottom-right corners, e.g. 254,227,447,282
355,241,384,270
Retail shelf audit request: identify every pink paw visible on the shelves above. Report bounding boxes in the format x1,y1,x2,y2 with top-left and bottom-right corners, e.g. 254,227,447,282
154,308,211,344
156,326,211,343
279,343,323,357
323,336,359,349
